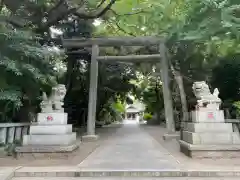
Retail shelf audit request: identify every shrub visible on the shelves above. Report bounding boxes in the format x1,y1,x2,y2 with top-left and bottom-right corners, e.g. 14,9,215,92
143,113,152,120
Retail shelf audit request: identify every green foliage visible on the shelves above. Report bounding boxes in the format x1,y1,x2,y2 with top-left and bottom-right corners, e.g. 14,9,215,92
143,113,152,121
233,101,240,117
112,101,125,113
142,85,164,113
61,0,240,122
211,54,240,101
102,0,240,121
60,17,139,126
98,98,125,123
0,22,59,122
96,62,136,121
131,73,164,116
2,0,239,125
1,0,137,125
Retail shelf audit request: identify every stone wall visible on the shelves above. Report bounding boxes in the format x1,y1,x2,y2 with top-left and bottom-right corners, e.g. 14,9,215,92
225,119,240,134
0,123,31,145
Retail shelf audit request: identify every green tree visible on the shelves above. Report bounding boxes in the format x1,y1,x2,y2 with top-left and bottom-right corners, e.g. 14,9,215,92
101,0,240,123
0,22,60,122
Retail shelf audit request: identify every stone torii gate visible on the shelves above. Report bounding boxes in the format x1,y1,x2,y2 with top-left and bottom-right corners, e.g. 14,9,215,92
62,36,175,140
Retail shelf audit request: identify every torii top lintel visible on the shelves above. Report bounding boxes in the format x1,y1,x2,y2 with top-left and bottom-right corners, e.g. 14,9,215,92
62,36,164,48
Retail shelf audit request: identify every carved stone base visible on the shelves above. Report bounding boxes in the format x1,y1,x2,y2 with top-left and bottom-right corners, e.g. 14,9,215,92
191,110,224,123
23,133,77,146
180,140,240,159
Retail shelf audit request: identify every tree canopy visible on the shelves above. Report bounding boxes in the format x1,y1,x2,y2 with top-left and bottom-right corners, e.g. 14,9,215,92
0,0,240,126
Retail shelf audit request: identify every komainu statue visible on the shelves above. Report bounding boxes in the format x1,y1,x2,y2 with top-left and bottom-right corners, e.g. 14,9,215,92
50,84,66,112
40,92,52,113
40,84,66,113
192,81,221,110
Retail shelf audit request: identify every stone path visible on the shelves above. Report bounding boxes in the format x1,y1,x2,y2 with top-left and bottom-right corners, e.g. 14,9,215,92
78,123,180,170
11,177,240,180
5,124,240,179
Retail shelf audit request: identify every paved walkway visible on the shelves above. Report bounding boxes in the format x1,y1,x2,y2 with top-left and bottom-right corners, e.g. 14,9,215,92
5,124,240,179
78,123,180,170
11,178,240,180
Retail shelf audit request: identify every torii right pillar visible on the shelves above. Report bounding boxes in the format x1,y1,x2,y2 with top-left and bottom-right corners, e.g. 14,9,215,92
159,42,179,140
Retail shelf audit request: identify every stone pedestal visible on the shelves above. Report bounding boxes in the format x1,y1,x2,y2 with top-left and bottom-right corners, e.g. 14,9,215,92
180,110,240,158
15,112,79,156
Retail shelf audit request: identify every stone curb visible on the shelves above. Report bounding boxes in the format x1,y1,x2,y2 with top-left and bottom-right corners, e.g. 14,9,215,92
2,166,22,180
13,169,240,178
1,173,14,180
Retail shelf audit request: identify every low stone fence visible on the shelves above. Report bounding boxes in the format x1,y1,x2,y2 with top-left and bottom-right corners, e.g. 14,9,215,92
0,123,31,146
225,119,240,133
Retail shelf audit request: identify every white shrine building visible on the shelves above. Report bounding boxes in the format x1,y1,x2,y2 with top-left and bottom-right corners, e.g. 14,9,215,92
125,102,145,123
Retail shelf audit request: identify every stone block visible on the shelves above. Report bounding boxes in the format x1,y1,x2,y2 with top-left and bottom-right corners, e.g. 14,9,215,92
179,140,240,158
22,126,29,136
81,135,99,142
29,125,72,135
182,131,235,144
200,133,233,144
191,110,224,123
37,113,68,125
7,127,15,143
15,127,22,141
0,127,6,144
182,131,201,144
15,142,79,154
163,133,180,140
232,132,240,144
23,133,76,146
184,122,233,133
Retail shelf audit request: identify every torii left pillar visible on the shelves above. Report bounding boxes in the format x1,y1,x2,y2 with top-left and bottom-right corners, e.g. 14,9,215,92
159,42,179,140
82,44,99,141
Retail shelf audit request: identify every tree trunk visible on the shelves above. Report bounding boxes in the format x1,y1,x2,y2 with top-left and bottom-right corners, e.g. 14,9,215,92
225,108,231,119
169,62,188,138
65,58,75,93
175,74,189,122
155,81,162,123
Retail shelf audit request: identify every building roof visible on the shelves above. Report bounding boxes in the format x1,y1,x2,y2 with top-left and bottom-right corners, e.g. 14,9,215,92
126,102,145,113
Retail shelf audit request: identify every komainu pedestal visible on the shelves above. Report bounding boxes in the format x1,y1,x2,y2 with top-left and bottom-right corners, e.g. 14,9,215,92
179,81,240,158
15,84,79,157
